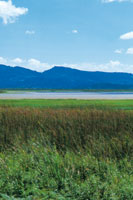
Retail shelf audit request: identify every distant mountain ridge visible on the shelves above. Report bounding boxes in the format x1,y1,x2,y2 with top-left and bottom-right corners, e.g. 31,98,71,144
0,64,133,89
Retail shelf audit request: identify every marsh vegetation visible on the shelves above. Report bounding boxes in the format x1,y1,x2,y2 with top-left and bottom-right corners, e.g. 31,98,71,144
0,101,133,199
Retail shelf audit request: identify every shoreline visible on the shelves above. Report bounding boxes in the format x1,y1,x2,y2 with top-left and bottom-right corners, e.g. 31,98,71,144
1,92,133,99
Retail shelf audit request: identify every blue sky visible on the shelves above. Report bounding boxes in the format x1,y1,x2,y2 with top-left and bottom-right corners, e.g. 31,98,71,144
1,0,133,72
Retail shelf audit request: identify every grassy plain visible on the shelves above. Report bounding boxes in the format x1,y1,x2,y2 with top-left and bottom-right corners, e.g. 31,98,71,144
0,100,133,199
0,99,133,110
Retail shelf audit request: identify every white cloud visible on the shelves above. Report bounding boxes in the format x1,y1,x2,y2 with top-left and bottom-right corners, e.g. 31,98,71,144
62,60,133,73
1,57,133,73
0,57,51,72
0,57,7,64
126,48,133,54
102,0,133,3
28,59,51,72
109,60,121,66
62,60,123,72
25,30,35,35
28,58,42,67
114,49,123,54
12,58,23,64
0,0,28,24
114,47,133,55
96,61,133,73
72,30,78,34
120,32,133,40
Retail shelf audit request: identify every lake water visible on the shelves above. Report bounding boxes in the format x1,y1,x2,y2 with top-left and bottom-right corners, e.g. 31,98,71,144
1,91,133,99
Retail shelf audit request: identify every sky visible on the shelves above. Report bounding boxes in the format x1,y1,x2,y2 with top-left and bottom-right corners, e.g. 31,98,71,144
1,0,133,72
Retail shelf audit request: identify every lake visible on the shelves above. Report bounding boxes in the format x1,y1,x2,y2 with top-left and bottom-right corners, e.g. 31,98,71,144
1,91,133,99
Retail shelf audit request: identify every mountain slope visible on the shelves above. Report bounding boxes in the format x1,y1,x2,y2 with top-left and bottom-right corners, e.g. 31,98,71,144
34,66,133,89
0,64,39,88
0,64,133,89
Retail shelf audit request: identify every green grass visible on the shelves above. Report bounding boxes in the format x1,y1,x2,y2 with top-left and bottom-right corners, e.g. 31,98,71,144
0,106,133,199
0,147,132,200
1,99,133,110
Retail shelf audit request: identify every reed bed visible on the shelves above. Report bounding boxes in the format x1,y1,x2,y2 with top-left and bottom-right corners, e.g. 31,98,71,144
0,107,132,199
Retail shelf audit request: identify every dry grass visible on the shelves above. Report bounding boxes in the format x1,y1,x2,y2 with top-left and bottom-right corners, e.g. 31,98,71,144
0,107,133,159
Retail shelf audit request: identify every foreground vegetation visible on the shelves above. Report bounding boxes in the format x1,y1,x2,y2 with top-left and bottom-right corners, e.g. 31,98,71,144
0,103,133,199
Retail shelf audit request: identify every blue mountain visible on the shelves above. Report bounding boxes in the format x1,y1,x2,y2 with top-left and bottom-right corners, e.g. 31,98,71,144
0,64,133,89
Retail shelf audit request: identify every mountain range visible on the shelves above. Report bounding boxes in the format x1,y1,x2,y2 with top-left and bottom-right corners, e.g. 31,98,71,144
1,64,133,89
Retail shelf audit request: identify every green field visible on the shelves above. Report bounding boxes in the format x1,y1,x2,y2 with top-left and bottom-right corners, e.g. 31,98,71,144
0,100,133,199
1,99,133,110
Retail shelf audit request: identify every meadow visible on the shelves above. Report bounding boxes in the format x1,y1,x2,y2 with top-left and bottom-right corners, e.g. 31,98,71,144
1,99,133,109
0,99,114,109
0,100,133,199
